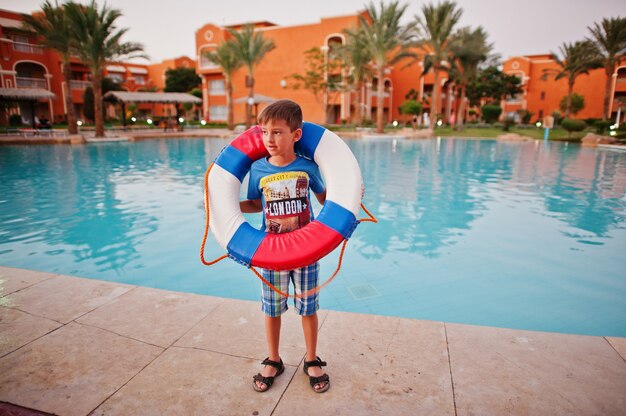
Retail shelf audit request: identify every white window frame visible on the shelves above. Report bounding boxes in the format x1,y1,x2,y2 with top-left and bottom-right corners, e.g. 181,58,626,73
209,105,227,120
209,79,225,95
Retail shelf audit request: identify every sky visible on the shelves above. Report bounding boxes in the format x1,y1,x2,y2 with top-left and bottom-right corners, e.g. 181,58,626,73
2,0,625,64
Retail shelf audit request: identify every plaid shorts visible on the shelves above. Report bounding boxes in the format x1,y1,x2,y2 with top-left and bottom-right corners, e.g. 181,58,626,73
261,262,320,317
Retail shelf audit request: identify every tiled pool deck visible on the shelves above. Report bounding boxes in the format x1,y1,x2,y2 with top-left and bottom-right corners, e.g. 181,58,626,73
0,266,625,416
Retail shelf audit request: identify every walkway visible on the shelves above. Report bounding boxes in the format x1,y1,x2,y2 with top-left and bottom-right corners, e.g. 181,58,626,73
0,266,625,415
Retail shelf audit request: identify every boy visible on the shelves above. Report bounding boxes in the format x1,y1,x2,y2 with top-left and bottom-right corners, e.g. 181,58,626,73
240,99,330,393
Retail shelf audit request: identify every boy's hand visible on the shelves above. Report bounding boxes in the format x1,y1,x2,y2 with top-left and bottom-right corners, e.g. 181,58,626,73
240,199,262,213
315,190,326,205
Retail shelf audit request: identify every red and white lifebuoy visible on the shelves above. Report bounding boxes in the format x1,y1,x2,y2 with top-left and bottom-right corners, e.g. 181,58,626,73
207,122,363,271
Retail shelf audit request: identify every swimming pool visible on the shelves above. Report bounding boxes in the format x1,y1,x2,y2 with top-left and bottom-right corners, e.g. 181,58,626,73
1,137,625,337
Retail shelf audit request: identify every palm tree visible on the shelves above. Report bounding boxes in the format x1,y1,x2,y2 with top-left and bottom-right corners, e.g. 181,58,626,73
545,40,602,118
22,1,78,134
358,1,415,133
65,1,146,137
341,26,373,126
449,26,493,129
203,41,243,131
415,1,463,123
587,17,626,120
228,24,275,128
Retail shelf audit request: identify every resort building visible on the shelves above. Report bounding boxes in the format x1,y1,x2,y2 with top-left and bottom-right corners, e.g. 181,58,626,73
2,4,623,128
195,13,455,126
0,8,198,126
502,54,626,123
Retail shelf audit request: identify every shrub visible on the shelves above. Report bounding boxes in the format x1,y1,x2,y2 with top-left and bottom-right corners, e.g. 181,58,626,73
399,100,423,116
517,109,533,124
9,114,22,126
561,118,586,137
593,120,612,134
551,111,563,126
503,114,516,131
481,104,502,123
559,93,585,116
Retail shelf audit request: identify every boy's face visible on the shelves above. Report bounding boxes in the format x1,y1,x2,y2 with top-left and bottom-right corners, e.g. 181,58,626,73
260,118,302,159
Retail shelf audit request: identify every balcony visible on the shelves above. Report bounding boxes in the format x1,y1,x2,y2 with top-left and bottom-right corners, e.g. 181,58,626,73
70,80,91,90
16,76,47,89
12,42,44,55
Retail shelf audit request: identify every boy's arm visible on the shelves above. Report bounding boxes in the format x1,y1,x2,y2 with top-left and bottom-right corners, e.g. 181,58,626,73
240,198,263,213
314,190,326,205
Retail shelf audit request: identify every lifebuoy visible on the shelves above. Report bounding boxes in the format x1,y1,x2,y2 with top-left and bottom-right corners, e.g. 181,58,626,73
207,122,363,271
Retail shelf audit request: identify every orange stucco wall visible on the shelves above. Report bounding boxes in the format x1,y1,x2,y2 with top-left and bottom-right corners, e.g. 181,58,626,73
503,54,624,121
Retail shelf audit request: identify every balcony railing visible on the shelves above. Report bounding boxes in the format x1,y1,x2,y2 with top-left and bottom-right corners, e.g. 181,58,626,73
12,42,44,55
70,80,91,90
16,76,47,89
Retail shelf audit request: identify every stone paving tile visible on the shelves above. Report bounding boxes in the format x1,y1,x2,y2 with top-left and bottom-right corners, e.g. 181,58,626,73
446,323,626,416
175,297,327,366
0,267,56,296
77,286,223,347
0,402,54,416
606,337,626,362
0,322,162,416
274,312,455,415
91,346,294,416
0,306,61,358
5,274,132,323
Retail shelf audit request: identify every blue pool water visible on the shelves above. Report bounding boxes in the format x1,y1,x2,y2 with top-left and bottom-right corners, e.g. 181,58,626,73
1,137,625,337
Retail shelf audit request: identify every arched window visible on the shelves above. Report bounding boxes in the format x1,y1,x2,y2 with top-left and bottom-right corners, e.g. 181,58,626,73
15,62,48,89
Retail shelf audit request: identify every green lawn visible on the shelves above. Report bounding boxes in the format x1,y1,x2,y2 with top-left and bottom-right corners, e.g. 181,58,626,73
432,126,588,141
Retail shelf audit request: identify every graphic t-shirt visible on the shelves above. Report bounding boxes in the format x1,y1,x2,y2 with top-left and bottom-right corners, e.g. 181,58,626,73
247,156,325,234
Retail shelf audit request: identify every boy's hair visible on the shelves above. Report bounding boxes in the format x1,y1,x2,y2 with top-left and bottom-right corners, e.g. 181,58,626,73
257,99,302,132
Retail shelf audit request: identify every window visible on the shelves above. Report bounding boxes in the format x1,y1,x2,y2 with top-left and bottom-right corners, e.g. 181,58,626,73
132,76,146,85
538,110,544,119
506,93,523,103
209,105,227,120
540,91,545,100
108,73,124,83
209,80,225,95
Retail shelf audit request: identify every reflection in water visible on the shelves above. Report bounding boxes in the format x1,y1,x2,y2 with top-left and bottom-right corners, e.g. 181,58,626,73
0,139,228,277
350,138,626,256
1,137,625,336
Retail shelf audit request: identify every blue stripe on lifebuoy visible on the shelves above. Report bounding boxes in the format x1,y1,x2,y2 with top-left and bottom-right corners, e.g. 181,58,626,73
226,222,265,267
316,200,358,239
215,145,252,183
296,122,325,159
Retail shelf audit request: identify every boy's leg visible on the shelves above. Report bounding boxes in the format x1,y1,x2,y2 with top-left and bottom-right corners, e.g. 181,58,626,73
256,269,289,390
302,313,319,362
265,315,281,363
294,263,328,391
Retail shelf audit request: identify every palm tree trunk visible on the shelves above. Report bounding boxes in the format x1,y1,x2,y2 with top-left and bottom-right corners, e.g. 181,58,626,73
565,81,573,119
354,83,362,126
61,59,78,135
455,84,466,131
226,79,234,131
376,67,385,133
432,68,440,123
93,72,104,137
246,71,254,129
603,63,613,120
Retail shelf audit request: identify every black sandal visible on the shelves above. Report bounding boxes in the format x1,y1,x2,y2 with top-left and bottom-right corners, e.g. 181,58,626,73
303,356,330,393
252,357,285,392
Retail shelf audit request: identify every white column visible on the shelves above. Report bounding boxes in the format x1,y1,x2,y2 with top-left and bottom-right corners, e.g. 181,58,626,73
365,81,373,121
388,86,393,123
608,71,618,117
